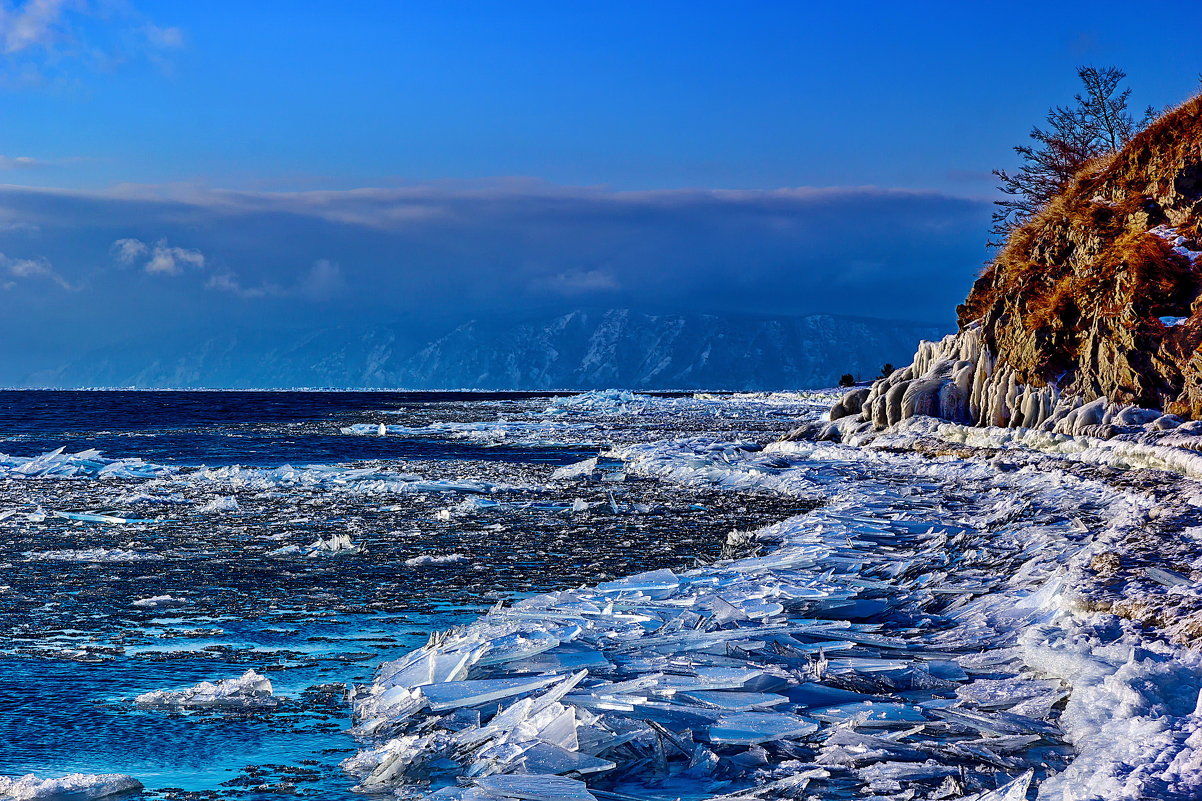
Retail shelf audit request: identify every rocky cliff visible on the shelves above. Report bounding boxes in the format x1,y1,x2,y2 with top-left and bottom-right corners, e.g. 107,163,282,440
809,94,1202,442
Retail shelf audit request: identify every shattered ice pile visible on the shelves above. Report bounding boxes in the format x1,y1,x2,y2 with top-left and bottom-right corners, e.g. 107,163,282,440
0,446,174,480
549,457,600,482
346,431,1202,799
541,389,655,416
0,445,511,499
135,669,276,710
23,548,161,562
540,389,834,420
0,773,143,800
196,495,239,513
268,533,361,558
184,462,505,496
342,419,598,447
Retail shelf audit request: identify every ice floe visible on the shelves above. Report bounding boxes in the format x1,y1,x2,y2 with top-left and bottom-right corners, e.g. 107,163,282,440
0,773,143,800
23,548,161,562
342,420,597,448
131,595,190,608
268,533,361,558
135,669,276,710
0,446,173,480
405,553,470,568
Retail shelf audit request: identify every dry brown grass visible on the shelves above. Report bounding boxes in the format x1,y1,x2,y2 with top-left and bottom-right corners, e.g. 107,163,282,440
960,94,1202,388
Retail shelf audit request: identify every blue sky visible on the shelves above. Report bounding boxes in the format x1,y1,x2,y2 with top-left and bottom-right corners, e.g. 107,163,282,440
0,0,1199,378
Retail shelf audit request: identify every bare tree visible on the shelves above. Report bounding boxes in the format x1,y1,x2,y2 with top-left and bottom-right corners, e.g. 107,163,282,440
990,66,1152,243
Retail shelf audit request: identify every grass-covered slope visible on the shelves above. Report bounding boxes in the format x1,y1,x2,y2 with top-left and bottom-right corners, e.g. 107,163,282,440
961,94,1202,415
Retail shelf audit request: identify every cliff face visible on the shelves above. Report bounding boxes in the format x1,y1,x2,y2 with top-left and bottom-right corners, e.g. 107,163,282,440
813,95,1202,441
962,94,1202,416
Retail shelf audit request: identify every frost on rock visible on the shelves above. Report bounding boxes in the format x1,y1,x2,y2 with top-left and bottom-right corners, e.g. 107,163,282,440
796,323,1202,450
0,773,143,800
135,669,276,710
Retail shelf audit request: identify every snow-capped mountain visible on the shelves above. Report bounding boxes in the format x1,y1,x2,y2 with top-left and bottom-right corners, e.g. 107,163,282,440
27,309,945,390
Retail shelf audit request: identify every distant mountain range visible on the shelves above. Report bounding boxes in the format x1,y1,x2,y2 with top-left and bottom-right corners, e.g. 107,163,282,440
25,309,946,390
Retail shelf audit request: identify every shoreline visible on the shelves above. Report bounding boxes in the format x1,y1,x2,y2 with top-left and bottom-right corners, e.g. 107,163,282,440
345,419,1202,799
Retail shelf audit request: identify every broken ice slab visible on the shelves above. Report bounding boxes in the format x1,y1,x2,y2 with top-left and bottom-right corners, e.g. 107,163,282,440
473,774,598,801
378,644,482,688
656,667,767,691
596,568,679,596
609,623,845,654
955,677,1065,711
550,457,600,481
134,669,276,710
786,682,876,708
807,701,926,727
0,773,144,800
476,631,567,667
677,690,789,711
421,675,563,711
857,759,959,784
1144,566,1192,587
515,742,616,776
927,706,1058,737
50,510,154,524
501,648,611,674
820,728,934,764
707,711,819,745
971,770,1034,801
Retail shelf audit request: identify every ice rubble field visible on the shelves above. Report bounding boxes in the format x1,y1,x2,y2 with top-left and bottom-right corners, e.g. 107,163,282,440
6,388,1202,799
0,390,824,800
343,392,1202,801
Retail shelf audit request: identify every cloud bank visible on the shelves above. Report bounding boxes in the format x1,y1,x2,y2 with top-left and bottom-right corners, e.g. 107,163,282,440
0,180,991,378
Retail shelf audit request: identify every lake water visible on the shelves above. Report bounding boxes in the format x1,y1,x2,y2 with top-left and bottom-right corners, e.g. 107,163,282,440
0,390,822,799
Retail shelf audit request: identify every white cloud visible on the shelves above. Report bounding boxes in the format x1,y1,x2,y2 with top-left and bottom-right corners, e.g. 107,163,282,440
207,260,344,301
113,237,204,275
0,251,71,289
0,0,71,55
206,272,268,298
0,1,184,79
0,155,47,169
146,239,204,274
111,237,148,265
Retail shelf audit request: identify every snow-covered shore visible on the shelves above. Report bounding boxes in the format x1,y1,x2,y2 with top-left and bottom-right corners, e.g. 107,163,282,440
345,393,1202,800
